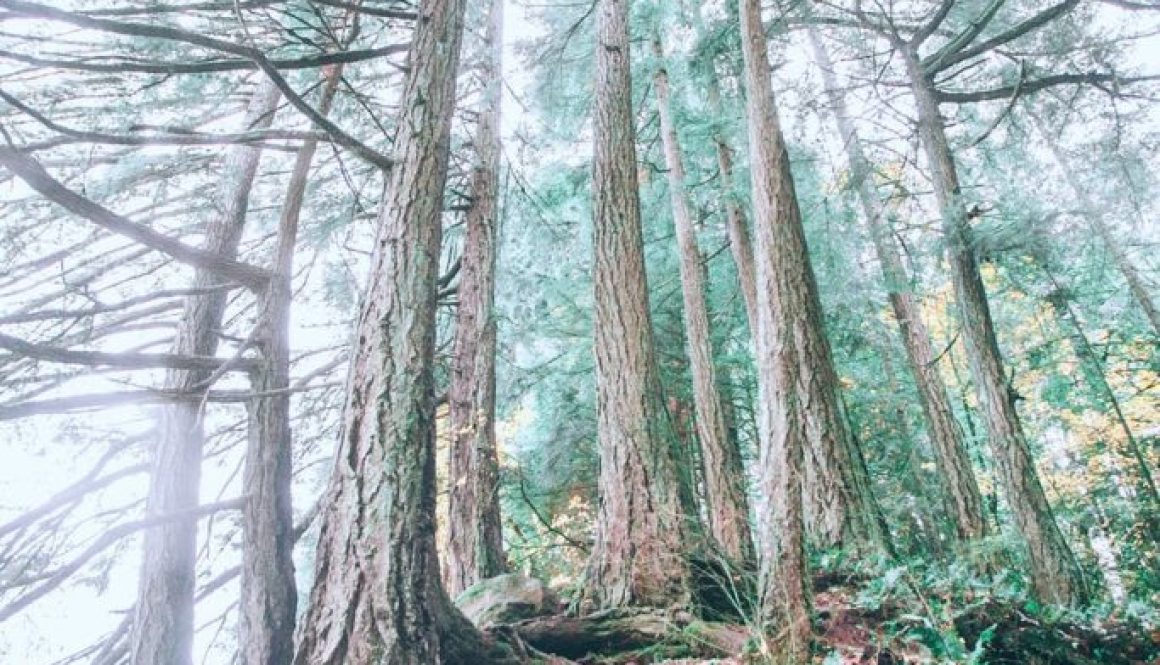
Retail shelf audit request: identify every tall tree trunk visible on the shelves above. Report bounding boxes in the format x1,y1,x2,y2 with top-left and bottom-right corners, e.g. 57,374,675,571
580,0,694,612
131,79,280,665
292,0,491,661
904,51,1087,606
706,77,759,335
240,59,348,664
808,29,987,543
736,0,817,657
737,0,890,558
652,36,753,565
446,0,507,598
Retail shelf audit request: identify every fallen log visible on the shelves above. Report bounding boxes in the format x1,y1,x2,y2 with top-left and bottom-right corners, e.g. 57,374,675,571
502,608,747,663
511,608,674,659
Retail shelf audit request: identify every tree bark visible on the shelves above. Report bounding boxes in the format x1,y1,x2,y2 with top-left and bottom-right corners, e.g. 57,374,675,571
904,50,1088,606
737,1,890,559
808,28,987,543
737,0,815,657
131,78,280,665
652,35,753,565
580,0,694,612
446,0,507,598
292,0,492,661
240,60,348,665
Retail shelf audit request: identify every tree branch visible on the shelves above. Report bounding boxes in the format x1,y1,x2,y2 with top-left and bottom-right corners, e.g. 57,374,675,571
936,71,1160,102
922,0,1008,72
0,88,327,149
910,0,957,47
0,497,244,623
0,287,230,324
0,382,342,420
0,43,409,75
0,147,272,290
0,332,258,372
0,0,393,171
928,0,1081,74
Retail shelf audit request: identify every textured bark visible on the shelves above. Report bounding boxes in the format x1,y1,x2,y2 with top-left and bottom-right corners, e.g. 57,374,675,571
904,51,1087,606
580,0,693,612
292,0,491,662
737,0,813,658
131,79,280,665
446,0,506,599
652,36,753,565
707,77,758,335
240,63,345,665
737,1,889,559
808,29,987,543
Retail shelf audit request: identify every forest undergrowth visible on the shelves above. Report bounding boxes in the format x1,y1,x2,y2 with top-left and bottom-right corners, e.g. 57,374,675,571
482,554,1160,664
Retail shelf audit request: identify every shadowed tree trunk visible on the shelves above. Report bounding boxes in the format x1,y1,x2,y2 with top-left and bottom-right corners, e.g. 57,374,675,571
131,78,280,665
292,0,495,661
652,35,753,565
882,347,953,555
903,50,1088,606
446,0,507,598
808,28,987,544
579,0,694,612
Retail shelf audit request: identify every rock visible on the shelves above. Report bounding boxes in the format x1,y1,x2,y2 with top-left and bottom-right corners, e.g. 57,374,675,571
455,574,560,628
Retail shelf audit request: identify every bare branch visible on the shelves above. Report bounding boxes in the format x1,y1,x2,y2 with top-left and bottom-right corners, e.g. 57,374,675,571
0,43,410,75
911,0,958,47
0,88,327,149
936,71,1160,102
0,331,258,372
0,0,394,170
0,498,244,623
0,148,272,290
0,287,230,325
928,0,1081,75
922,0,1008,72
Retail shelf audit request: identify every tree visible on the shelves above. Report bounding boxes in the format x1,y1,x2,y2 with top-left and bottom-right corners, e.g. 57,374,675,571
292,0,493,660
737,0,890,558
446,0,508,598
652,34,754,565
736,0,817,656
132,78,280,665
806,27,988,544
895,3,1090,605
580,0,695,611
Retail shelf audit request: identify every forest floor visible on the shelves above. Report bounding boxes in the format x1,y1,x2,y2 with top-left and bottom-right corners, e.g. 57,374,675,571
494,571,1160,664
